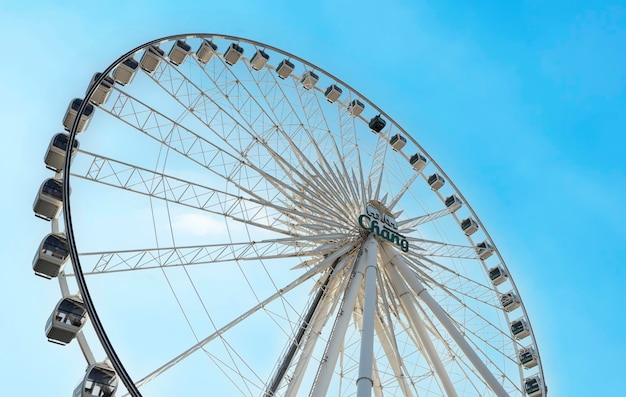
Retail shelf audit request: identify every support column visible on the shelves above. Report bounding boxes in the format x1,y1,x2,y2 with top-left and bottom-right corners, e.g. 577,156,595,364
383,246,457,397
395,257,509,397
286,270,346,397
265,262,338,397
310,235,375,397
356,237,380,397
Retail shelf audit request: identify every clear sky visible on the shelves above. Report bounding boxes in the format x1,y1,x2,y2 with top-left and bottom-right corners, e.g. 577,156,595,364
2,0,625,395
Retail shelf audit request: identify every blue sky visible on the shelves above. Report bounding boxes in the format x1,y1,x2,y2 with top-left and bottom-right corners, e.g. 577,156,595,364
2,1,625,395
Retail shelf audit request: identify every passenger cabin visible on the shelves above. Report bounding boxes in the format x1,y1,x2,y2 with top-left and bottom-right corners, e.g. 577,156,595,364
33,178,63,221
488,265,509,286
324,84,342,102
348,99,365,117
276,59,295,79
511,317,531,340
389,134,407,151
427,173,445,191
33,233,69,279
73,362,118,397
196,39,218,64
500,291,521,312
476,240,494,260
86,73,114,106
409,153,427,172
519,345,538,369
112,57,139,86
250,49,269,71
224,43,244,66
445,195,462,213
300,70,319,90
63,98,95,133
461,217,479,236
44,133,79,172
369,115,386,133
168,39,191,66
46,295,87,345
524,375,544,397
140,45,165,73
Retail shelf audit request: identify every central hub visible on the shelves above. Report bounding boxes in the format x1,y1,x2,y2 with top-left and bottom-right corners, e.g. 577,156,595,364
358,200,409,252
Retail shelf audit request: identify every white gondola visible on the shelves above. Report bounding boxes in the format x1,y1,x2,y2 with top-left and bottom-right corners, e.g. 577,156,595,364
324,84,342,102
511,317,531,340
63,98,95,133
46,295,87,345
445,195,462,213
524,375,544,397
196,39,218,64
300,70,319,90
140,45,164,73
409,153,427,172
519,345,538,369
476,240,494,260
86,73,114,106
32,233,69,279
488,265,509,285
461,217,479,236
427,173,445,190
112,57,139,86
33,178,63,221
44,133,79,172
348,99,364,116
73,362,118,397
250,49,269,71
500,291,521,312
169,39,191,66
389,134,407,151
276,59,295,79
224,42,244,66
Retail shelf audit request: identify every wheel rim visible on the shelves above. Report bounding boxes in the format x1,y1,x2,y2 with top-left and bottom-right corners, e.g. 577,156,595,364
59,34,546,396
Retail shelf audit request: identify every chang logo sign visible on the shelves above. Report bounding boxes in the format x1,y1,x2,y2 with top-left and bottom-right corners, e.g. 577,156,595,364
358,200,409,252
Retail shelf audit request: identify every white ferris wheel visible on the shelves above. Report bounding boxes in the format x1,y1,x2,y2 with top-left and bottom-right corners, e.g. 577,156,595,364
32,34,547,397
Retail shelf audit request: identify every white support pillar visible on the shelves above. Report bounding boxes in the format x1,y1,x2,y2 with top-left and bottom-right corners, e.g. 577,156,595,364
310,235,374,397
383,247,457,397
286,265,348,397
285,298,330,397
395,257,509,397
356,237,379,397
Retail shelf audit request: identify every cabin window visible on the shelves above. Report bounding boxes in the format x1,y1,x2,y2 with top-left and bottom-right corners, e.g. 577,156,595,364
42,180,62,199
53,134,70,149
42,236,68,258
57,300,86,326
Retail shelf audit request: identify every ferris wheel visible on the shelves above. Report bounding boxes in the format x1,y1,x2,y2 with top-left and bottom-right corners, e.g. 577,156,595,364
32,34,547,397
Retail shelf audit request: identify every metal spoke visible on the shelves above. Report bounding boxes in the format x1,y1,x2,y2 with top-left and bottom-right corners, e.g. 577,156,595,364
126,251,339,392
73,237,348,274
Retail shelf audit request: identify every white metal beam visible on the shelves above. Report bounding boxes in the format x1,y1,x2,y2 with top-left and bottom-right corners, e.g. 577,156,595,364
394,254,509,397
309,236,374,397
356,237,380,397
284,258,351,397
382,246,457,397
